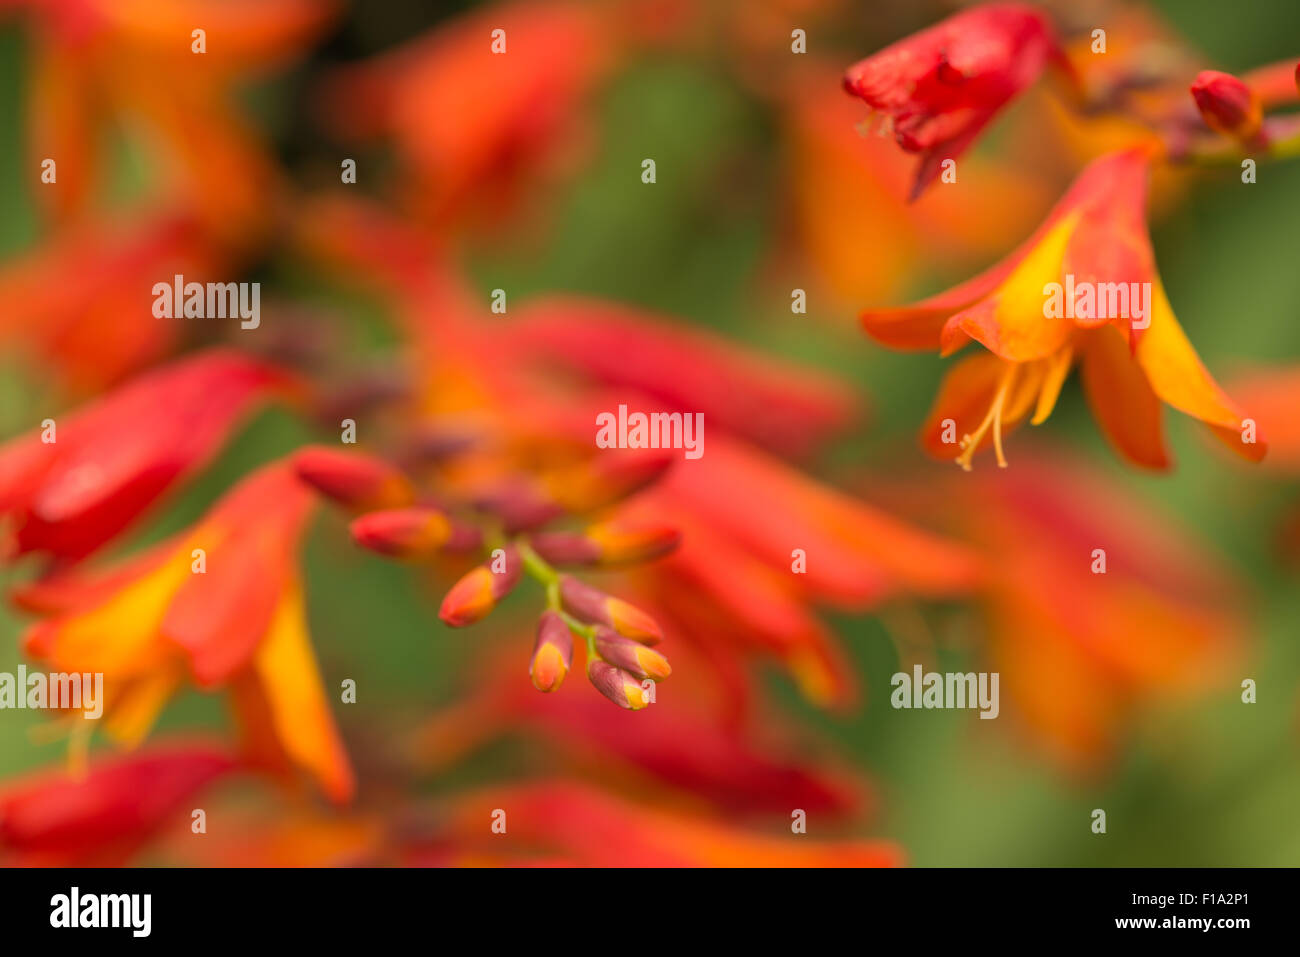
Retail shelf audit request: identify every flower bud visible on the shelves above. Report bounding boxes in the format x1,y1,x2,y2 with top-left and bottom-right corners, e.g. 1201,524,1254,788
593,626,670,681
527,532,602,566
530,611,573,692
294,446,415,510
546,451,675,512
439,545,522,627
349,507,452,559
558,576,663,645
584,521,680,565
587,659,651,710
473,480,563,533
531,524,680,566
1191,70,1262,139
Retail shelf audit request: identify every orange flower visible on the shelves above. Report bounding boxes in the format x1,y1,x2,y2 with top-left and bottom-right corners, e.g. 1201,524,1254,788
0,349,290,564
617,434,981,707
843,2,1063,198
13,460,354,802
861,149,1265,470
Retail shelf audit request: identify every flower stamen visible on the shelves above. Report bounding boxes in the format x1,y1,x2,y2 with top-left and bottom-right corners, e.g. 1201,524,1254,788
956,363,1018,471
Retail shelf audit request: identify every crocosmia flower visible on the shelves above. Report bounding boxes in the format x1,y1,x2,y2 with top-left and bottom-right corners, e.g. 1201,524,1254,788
14,461,353,803
861,149,1265,470
843,2,1062,198
0,350,291,564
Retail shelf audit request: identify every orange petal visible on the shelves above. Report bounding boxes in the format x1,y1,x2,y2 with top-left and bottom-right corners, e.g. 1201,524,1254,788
1225,366,1300,470
860,259,1018,351
1136,282,1266,461
1080,324,1170,470
248,580,355,803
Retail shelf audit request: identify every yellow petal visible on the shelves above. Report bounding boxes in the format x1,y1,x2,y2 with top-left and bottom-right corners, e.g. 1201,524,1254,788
251,579,355,803
1136,281,1246,430
48,548,194,676
942,214,1079,362
103,666,183,748
1032,346,1074,425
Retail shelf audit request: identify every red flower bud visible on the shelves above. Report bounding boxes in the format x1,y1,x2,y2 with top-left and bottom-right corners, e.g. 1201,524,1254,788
530,523,679,567
293,446,415,510
438,546,522,626
1191,70,1262,139
349,507,452,559
528,532,602,566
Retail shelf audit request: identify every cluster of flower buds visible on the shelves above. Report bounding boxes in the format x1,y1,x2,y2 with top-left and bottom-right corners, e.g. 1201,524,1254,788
293,443,678,709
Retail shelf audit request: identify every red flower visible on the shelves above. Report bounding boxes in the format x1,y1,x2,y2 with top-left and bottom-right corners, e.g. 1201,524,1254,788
0,742,234,866
843,2,1061,198
0,350,291,564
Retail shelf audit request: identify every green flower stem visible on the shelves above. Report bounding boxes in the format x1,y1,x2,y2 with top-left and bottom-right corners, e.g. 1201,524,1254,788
516,538,558,588
515,537,597,656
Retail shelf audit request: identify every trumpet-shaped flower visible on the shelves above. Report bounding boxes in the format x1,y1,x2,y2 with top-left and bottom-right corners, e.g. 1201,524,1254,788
860,149,1265,470
0,350,290,563
13,461,353,802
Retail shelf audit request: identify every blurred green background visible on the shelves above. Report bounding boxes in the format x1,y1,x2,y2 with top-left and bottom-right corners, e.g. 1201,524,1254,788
0,0,1297,865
